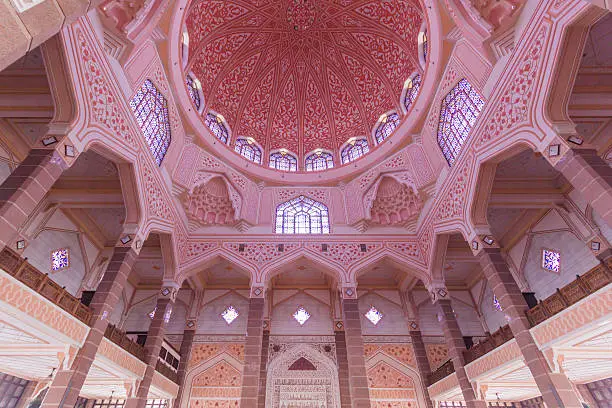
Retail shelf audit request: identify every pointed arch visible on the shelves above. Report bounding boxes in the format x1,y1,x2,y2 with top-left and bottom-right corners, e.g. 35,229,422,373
274,195,330,234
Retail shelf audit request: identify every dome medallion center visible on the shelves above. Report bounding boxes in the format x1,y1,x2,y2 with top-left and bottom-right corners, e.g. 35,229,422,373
286,0,317,31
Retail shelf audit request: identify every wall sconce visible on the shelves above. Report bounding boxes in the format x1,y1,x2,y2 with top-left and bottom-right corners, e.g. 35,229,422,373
42,136,58,146
64,145,75,158
548,144,560,157
120,235,132,244
567,135,583,145
483,236,495,245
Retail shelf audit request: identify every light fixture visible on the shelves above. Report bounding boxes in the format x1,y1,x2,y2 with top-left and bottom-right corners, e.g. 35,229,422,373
315,148,323,156
380,113,388,123
279,148,288,156
348,137,357,146
16,240,25,250
246,137,255,145
42,136,58,146
568,135,583,145
193,78,202,90
548,144,560,157
483,236,495,245
471,240,479,250
120,235,132,244
405,78,414,89
591,241,601,251
64,145,75,157
182,32,189,46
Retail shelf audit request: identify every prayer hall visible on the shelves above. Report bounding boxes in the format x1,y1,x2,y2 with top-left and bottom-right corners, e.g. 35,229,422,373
0,0,611,407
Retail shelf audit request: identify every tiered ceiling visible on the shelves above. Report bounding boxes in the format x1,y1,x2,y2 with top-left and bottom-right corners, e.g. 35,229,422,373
184,0,425,169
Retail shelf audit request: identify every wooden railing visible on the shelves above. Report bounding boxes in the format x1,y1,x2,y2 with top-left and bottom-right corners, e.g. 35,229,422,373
104,324,146,361
427,264,611,386
156,359,179,383
0,247,92,324
526,264,611,326
427,359,454,386
464,325,514,364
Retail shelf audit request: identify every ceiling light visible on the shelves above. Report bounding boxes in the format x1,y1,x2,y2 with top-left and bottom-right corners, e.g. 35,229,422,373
280,148,288,156
182,32,189,46
246,137,255,145
348,137,356,146
193,78,202,90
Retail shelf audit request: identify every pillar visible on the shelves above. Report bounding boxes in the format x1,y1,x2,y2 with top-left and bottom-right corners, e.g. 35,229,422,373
335,326,352,408
125,287,178,408
476,239,583,407
432,289,486,408
408,323,435,408
257,325,270,408
41,243,138,408
0,149,67,248
554,149,612,228
340,287,371,408
239,286,266,406
172,324,195,408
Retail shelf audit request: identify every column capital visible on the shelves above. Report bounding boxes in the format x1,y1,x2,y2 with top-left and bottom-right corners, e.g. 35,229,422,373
426,281,449,304
160,280,180,302
469,232,500,256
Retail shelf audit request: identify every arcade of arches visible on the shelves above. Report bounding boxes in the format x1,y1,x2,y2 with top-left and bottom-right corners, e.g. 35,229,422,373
1,0,612,407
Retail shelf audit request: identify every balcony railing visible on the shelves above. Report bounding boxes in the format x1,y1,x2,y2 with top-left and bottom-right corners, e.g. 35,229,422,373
428,263,611,386
104,324,146,361
463,324,514,364
0,247,92,324
156,359,179,383
427,359,454,386
526,264,611,326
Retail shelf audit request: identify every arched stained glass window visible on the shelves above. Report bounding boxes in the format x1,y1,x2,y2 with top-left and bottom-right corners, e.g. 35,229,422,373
129,79,171,166
403,74,422,113
437,79,484,166
305,150,334,171
205,113,230,144
185,74,201,110
235,137,262,164
341,138,369,164
275,195,330,234
269,151,298,172
422,30,428,62
374,112,400,144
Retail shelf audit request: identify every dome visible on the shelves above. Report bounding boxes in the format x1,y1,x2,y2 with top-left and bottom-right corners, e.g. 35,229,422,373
183,0,425,170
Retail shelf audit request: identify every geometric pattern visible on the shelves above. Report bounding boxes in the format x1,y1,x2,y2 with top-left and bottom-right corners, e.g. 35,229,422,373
275,195,330,234
51,248,69,271
185,0,424,164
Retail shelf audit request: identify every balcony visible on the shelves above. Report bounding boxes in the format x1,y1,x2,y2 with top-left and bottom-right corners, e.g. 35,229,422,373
104,324,147,361
0,247,92,324
427,263,611,386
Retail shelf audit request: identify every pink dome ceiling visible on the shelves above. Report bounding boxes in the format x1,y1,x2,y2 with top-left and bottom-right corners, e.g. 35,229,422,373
185,0,424,160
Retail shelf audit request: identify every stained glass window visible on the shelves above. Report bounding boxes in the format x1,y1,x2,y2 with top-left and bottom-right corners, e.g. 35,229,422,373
341,138,370,164
437,79,484,166
51,248,69,271
403,74,422,113
305,150,334,171
275,195,330,234
129,79,171,166
205,113,230,144
374,112,400,144
493,294,503,312
269,151,298,172
149,307,157,319
293,306,311,325
422,30,428,62
365,306,383,325
235,137,262,164
542,249,561,273
185,75,201,110
221,306,239,325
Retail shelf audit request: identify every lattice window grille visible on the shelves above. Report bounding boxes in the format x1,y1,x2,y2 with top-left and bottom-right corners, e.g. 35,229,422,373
269,151,298,172
365,306,383,325
436,79,484,166
221,306,239,325
542,249,560,273
293,306,311,325
305,150,334,171
185,75,201,110
205,113,230,144
92,399,125,408
235,137,262,164
341,138,370,164
51,248,69,271
374,112,400,144
129,79,171,166
403,74,422,113
275,195,330,234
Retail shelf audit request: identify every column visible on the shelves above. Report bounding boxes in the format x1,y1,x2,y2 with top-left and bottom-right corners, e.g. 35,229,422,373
340,287,371,408
125,287,178,408
554,149,612,227
432,289,486,408
476,239,583,407
41,243,138,408
239,286,266,407
407,324,434,408
257,324,270,408
335,327,352,408
0,149,67,248
172,324,195,408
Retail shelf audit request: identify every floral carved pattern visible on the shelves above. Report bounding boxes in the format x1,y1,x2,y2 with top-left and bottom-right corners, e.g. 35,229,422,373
305,242,383,267
224,242,301,264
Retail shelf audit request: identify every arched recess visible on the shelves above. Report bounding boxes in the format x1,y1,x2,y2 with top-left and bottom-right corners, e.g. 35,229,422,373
364,174,423,226
180,351,244,408
259,251,346,287
265,344,341,408
177,251,255,288
469,141,536,231
181,175,241,227
365,352,429,408
349,252,429,290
